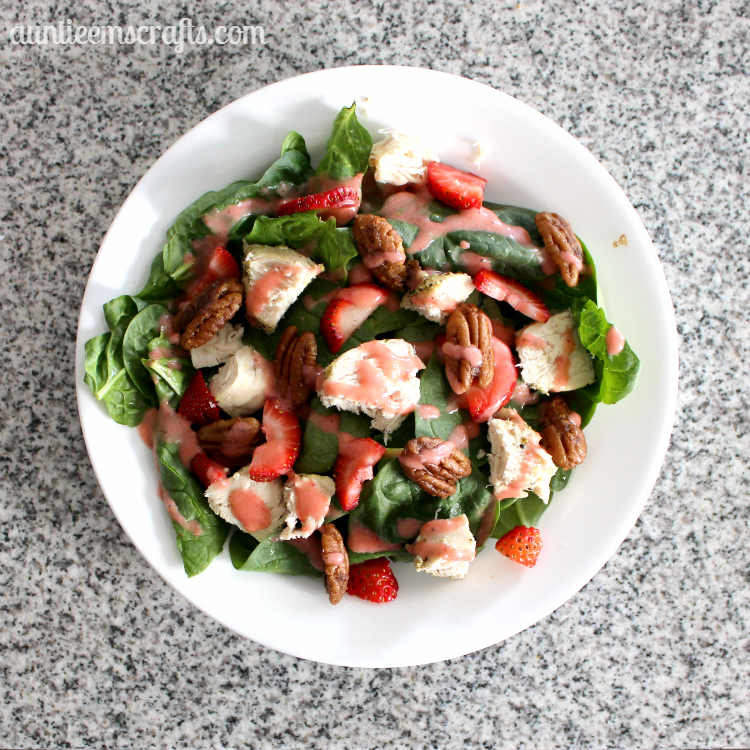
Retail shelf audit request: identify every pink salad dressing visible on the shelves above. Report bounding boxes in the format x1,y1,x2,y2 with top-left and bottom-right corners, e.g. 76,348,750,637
413,339,436,364
399,439,456,471
448,421,480,450
303,287,338,311
559,250,584,270
490,318,516,348
361,245,406,269
321,340,424,414
347,517,401,553
569,411,582,427
158,314,182,346
510,381,539,406
308,410,341,435
380,187,536,255
229,487,271,532
606,325,626,356
154,401,202,468
459,250,493,275
553,328,576,390
221,420,264,458
442,341,483,368
416,404,441,420
408,517,475,562
348,262,375,285
246,263,306,320
287,536,324,572
516,330,548,349
202,196,280,236
159,485,203,536
289,474,331,533
396,517,424,539
138,407,159,449
459,240,471,250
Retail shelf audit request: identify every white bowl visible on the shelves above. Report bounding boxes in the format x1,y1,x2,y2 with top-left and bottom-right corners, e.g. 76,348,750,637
75,65,678,668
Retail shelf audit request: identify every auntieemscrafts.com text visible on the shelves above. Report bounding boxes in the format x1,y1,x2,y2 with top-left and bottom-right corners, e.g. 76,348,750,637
8,18,266,52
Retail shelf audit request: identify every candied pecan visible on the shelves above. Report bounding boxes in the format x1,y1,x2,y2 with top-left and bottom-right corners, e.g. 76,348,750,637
399,437,472,498
174,278,244,349
320,523,349,605
352,214,410,292
274,325,318,409
196,417,262,468
535,212,585,288
444,303,494,394
540,395,587,470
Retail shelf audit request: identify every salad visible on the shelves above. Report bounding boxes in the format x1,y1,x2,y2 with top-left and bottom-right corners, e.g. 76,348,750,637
83,104,640,605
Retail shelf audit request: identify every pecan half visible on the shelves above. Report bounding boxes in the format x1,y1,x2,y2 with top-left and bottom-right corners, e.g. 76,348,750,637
444,303,494,394
539,395,587,470
399,437,472,498
352,214,412,292
274,325,318,409
535,212,585,288
320,523,349,605
196,417,262,468
174,278,244,349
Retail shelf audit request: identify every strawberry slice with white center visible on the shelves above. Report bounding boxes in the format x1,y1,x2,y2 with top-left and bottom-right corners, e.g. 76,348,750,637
277,187,360,217
334,434,387,511
465,336,517,422
320,283,392,353
245,398,301,482
426,161,486,210
474,269,551,323
184,245,242,300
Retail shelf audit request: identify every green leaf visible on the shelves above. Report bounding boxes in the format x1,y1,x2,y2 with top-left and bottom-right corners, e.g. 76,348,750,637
155,440,229,577
539,240,598,311
83,333,110,395
230,531,322,577
122,304,169,405
573,299,640,405
142,334,195,409
360,459,493,543
137,252,182,302
491,492,550,539
388,219,420,249
415,352,463,441
483,202,543,246
281,130,310,161
256,149,314,191
295,398,340,474
245,212,358,275
448,231,547,281
316,103,373,180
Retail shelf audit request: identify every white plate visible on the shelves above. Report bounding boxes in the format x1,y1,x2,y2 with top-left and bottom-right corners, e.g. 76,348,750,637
76,65,678,668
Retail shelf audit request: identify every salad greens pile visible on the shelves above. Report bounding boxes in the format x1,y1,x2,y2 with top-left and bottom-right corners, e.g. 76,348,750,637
84,103,640,580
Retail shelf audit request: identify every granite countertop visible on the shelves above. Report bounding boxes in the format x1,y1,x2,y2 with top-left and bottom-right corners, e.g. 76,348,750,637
1,1,748,748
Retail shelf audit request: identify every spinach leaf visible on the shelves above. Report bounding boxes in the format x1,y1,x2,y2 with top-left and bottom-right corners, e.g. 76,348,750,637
491,492,550,539
395,320,442,344
448,231,547,281
415,353,463,441
256,149,314,191
316,103,373,180
138,252,182,301
360,459,493,543
83,333,110,396
573,299,640,405
348,549,412,565
295,398,340,474
229,531,322,577
245,212,358,275
483,202,543,246
550,467,572,493
538,240,598,311
89,296,150,426
155,440,229,577
388,219,420,249
281,130,310,160
142,334,195,409
122,304,169,405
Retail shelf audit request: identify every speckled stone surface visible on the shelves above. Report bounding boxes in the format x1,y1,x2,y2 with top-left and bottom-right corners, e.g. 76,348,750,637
1,1,749,748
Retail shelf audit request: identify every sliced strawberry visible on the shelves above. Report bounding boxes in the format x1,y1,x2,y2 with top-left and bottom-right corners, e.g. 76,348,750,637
190,454,228,488
320,283,391,353
245,398,301,482
184,245,241,300
277,187,360,217
347,557,399,603
334,434,386,511
177,371,221,427
426,161,486,210
474,269,551,323
465,336,517,422
495,525,542,568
